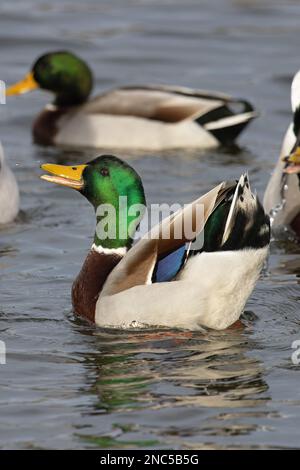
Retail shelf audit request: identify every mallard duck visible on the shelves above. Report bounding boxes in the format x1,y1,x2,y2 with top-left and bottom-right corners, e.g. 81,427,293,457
40,155,270,330
264,70,300,235
7,51,257,151
0,142,19,224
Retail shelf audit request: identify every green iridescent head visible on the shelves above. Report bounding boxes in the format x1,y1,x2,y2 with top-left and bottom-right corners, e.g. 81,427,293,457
41,155,146,249
7,50,93,106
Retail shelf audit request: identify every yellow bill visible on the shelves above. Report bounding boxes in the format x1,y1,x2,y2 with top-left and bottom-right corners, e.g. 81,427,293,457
6,72,38,96
40,163,87,190
283,146,300,174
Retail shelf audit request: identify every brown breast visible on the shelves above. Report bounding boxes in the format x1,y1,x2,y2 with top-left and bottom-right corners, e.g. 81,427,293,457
32,107,70,146
71,249,123,323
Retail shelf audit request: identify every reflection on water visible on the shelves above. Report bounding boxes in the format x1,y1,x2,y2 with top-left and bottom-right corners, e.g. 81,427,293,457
71,326,269,448
1,0,300,450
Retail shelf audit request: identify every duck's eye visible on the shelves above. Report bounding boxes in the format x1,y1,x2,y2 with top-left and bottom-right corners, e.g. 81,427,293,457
100,168,109,177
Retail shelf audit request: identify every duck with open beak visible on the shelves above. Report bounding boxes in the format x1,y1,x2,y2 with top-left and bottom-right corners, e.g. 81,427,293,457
40,155,270,330
40,163,86,190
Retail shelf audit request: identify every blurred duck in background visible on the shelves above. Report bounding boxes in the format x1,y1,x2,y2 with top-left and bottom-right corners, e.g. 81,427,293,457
7,51,257,151
264,71,300,236
0,142,19,224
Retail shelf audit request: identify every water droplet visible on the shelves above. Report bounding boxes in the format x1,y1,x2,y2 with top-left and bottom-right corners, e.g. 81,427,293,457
269,199,286,226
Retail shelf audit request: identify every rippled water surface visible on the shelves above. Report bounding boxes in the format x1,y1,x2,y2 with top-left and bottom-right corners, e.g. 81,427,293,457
1,0,300,449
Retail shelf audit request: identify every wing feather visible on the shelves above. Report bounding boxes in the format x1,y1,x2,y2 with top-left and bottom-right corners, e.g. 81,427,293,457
81,86,229,123
100,181,235,297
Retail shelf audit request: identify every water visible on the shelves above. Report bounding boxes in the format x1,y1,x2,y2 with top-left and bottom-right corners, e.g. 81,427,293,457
0,0,300,450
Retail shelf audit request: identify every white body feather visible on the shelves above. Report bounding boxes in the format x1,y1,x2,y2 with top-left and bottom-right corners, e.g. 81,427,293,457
95,247,268,331
55,113,219,150
0,142,19,224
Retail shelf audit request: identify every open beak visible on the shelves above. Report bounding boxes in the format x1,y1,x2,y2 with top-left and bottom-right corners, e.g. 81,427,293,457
40,163,87,190
6,72,38,96
283,146,300,174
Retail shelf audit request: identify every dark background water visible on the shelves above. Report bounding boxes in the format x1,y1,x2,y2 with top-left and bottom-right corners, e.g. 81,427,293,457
0,0,300,449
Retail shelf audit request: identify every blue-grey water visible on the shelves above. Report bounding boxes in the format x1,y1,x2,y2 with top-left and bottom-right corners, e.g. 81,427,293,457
0,0,300,449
